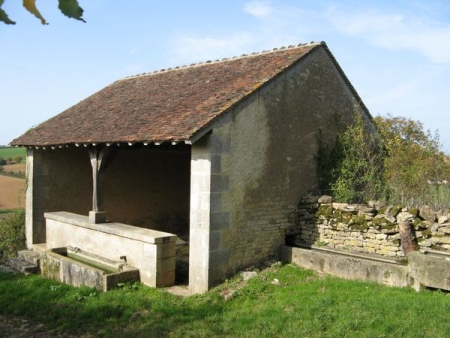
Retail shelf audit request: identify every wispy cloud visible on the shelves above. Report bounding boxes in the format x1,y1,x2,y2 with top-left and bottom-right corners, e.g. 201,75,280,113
169,32,256,66
244,1,273,18
326,6,450,64
367,81,417,105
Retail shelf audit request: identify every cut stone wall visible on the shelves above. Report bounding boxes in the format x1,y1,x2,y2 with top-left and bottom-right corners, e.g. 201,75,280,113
45,211,176,287
25,148,92,247
292,195,450,258
193,46,375,292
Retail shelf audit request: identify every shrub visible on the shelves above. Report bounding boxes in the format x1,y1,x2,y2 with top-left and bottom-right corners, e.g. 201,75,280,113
12,155,23,163
0,210,26,261
317,108,385,203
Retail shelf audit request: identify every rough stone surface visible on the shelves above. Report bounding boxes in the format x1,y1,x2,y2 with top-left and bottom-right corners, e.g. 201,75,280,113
241,271,258,281
294,197,450,258
318,195,333,203
282,246,409,287
420,205,436,223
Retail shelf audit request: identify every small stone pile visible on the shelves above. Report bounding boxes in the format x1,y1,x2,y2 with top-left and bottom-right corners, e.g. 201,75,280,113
292,195,450,258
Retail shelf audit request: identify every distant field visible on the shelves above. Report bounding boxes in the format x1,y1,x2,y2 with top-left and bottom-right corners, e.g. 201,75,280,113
0,175,25,210
2,163,26,174
0,147,26,160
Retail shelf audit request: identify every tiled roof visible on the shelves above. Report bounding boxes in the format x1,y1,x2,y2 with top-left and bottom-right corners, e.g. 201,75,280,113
10,41,362,147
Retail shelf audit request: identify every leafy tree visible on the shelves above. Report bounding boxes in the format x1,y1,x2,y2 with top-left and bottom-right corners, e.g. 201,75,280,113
374,114,450,206
317,109,385,204
0,0,85,25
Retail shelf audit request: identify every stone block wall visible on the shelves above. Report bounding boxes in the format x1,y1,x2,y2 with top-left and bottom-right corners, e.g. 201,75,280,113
45,211,177,287
292,195,450,258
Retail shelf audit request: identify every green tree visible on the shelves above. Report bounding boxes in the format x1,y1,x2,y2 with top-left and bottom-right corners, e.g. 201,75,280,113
12,155,23,163
374,114,450,206
317,109,385,204
0,0,85,25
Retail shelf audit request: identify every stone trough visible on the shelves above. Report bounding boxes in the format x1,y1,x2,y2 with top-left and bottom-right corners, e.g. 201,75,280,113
282,245,450,292
40,246,140,291
408,249,450,291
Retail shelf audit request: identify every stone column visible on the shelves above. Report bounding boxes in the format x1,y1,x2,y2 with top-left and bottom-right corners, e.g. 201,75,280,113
25,148,48,247
189,135,212,294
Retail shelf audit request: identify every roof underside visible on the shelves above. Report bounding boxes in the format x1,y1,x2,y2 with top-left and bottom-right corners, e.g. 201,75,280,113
11,43,323,147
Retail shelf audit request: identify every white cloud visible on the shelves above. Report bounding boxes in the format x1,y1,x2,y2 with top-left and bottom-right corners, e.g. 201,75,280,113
244,1,273,18
169,32,256,66
367,81,417,105
326,7,450,64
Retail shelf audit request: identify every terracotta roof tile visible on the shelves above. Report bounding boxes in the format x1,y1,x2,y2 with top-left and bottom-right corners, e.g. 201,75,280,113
11,42,323,147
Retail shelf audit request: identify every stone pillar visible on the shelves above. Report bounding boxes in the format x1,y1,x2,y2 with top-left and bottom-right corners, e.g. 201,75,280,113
399,221,419,256
25,148,48,248
189,135,212,294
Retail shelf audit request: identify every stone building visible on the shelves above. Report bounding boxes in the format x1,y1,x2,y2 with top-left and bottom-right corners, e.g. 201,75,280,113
11,41,374,293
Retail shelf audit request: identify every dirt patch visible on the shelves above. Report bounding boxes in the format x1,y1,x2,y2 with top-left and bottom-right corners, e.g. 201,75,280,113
0,176,25,209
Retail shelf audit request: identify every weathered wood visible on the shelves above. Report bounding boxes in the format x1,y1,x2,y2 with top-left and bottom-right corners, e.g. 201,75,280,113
88,146,110,212
399,221,419,256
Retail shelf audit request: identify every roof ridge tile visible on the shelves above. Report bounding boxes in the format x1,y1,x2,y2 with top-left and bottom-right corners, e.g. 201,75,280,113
118,41,322,82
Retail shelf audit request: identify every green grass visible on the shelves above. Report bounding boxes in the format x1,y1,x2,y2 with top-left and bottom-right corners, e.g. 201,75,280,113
1,264,450,337
0,147,26,159
0,209,23,215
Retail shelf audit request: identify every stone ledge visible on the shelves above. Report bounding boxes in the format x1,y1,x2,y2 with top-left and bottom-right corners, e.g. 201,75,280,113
45,211,176,244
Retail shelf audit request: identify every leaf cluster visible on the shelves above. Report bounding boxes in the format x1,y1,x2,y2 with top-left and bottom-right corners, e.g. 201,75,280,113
0,0,85,25
0,209,26,261
317,108,385,204
317,110,450,207
374,114,450,207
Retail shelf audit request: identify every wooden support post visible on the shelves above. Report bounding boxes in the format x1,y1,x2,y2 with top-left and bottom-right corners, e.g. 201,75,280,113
88,146,110,223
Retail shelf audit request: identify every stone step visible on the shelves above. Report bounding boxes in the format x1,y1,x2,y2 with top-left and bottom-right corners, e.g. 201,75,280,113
17,250,41,266
7,258,39,274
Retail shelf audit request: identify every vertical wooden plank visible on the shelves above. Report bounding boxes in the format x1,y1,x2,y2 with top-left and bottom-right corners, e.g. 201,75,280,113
88,146,110,213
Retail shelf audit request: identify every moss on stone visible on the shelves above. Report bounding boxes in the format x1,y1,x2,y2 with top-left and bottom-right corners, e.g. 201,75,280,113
413,218,428,230
350,223,370,231
422,229,432,239
409,208,419,217
316,205,333,218
349,216,369,231
380,223,396,232
351,215,366,225
341,212,353,222
372,217,384,227
388,205,403,216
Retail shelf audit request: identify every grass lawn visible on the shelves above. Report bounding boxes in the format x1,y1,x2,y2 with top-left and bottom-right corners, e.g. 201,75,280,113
1,263,450,337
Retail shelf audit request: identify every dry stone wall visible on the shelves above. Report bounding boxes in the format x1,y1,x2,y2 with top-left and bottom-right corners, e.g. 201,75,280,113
291,195,450,258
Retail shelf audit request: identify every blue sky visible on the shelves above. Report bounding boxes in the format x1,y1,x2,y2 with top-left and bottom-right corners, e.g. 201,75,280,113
1,0,449,151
